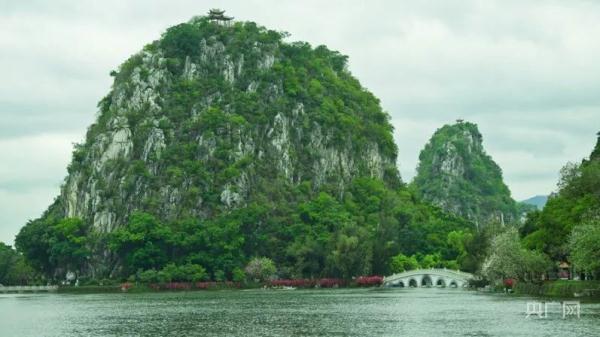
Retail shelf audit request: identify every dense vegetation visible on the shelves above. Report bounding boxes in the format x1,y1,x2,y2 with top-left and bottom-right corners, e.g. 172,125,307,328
412,121,520,227
14,178,476,283
7,14,597,288
475,132,600,286
11,16,475,285
0,243,34,285
520,133,600,278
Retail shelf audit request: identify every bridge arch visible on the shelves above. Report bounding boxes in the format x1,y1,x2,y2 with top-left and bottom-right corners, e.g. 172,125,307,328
421,275,433,287
383,268,474,288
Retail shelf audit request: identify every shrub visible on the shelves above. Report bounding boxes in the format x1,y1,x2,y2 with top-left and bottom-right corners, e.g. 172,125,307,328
356,276,383,287
318,278,344,288
245,257,276,282
269,279,316,288
164,282,192,290
232,267,246,283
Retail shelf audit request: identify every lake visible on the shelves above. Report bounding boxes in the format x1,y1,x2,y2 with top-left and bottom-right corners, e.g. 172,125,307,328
0,288,599,336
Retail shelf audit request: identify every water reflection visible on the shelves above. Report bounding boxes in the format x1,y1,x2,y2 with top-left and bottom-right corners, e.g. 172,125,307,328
0,288,598,336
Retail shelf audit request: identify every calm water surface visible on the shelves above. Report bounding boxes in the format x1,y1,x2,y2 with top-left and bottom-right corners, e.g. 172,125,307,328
0,288,599,336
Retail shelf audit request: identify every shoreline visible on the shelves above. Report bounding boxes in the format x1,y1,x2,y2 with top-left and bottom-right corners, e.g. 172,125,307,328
510,280,600,300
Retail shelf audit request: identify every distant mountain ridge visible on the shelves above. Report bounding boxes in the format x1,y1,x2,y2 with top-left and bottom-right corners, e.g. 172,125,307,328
520,195,548,210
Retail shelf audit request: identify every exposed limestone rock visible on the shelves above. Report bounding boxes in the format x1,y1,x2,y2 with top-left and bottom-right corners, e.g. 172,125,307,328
98,127,133,168
143,125,166,162
413,121,518,226
30,16,402,276
258,54,275,70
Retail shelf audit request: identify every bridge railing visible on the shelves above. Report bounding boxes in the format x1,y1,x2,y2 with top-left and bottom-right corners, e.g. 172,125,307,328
383,268,474,281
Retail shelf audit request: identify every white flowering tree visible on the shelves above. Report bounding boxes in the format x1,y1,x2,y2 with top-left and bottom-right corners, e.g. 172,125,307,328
482,228,550,284
568,220,600,279
245,257,277,282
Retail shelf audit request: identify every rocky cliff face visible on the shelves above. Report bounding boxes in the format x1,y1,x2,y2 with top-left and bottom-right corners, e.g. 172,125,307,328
412,121,518,227
51,17,400,234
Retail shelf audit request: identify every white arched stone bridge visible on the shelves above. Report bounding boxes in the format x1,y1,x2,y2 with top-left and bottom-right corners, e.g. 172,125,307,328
383,268,474,288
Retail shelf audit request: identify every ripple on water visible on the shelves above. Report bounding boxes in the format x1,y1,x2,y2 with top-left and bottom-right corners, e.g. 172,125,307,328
0,288,599,337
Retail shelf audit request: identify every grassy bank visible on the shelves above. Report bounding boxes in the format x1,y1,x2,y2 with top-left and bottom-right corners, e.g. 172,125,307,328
514,280,600,298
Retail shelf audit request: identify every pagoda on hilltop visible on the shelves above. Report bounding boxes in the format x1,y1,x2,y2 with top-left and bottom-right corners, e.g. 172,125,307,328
208,9,234,25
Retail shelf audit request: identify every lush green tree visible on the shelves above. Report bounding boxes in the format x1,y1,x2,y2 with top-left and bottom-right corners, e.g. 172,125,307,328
0,243,35,285
286,237,326,279
15,203,60,276
110,212,172,275
15,204,89,280
568,221,600,278
245,257,276,282
156,263,208,282
447,230,473,266
443,260,460,270
389,254,419,273
519,210,541,237
287,192,353,278
49,218,90,275
523,135,600,262
163,264,183,283
345,178,402,275
181,216,245,279
181,264,208,282
327,224,372,279
213,270,226,282
138,269,160,283
232,267,246,282
419,253,442,269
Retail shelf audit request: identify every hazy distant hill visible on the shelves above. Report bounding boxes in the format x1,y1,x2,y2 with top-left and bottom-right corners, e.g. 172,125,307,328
520,195,548,210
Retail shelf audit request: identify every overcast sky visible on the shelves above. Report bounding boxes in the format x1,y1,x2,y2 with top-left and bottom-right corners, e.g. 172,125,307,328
1,0,599,244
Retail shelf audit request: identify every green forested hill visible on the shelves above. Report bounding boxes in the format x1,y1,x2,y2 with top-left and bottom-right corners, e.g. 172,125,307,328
14,15,474,282
412,121,519,227
522,133,600,264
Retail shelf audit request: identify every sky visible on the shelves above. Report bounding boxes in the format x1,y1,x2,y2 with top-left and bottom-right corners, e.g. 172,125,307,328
1,0,599,245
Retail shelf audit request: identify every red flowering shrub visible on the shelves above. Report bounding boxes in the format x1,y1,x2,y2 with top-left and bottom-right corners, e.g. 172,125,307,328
503,278,515,288
195,281,217,289
224,281,241,288
193,281,240,289
356,276,383,287
164,282,192,290
318,278,344,288
269,279,315,288
269,278,347,288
